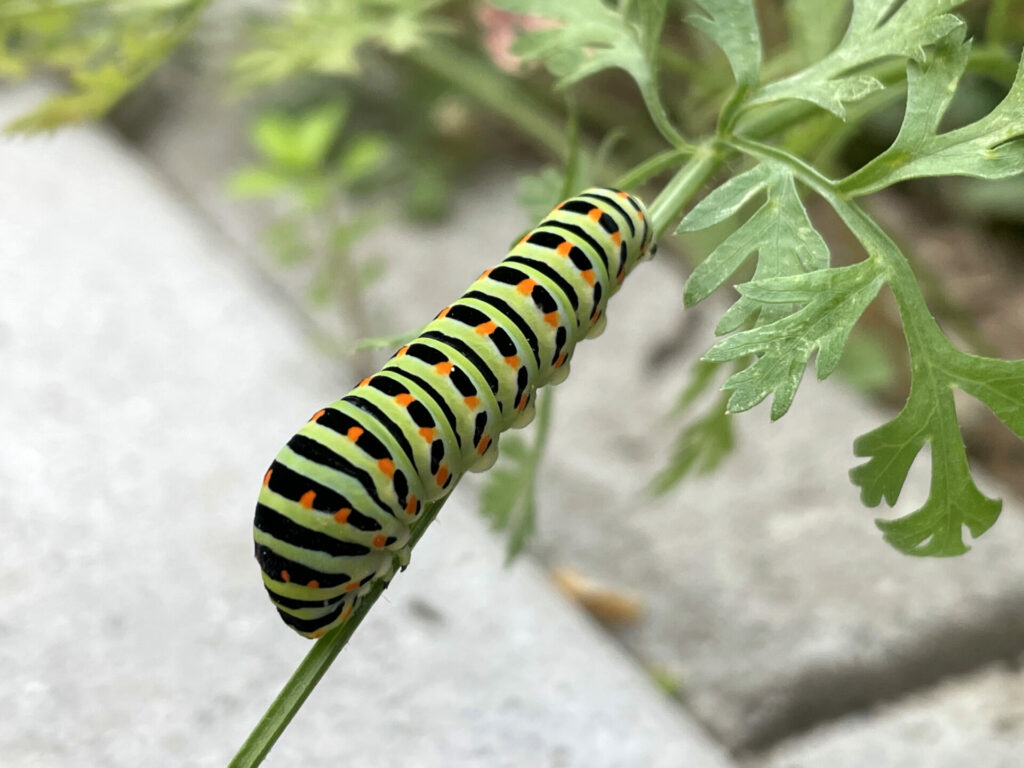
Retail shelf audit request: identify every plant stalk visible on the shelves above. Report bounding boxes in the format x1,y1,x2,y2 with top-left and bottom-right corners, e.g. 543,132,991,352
226,498,447,768
648,143,723,240
410,41,571,162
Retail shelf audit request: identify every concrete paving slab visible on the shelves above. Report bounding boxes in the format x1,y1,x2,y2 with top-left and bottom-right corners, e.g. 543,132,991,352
126,56,1024,752
537,301,1024,751
0,82,736,768
755,660,1024,768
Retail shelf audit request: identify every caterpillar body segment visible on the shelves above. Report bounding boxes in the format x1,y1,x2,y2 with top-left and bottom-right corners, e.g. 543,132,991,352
254,187,654,637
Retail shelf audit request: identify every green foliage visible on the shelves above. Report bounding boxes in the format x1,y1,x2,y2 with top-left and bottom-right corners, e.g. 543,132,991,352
0,0,206,131
651,360,734,494
701,123,1024,556
703,261,885,419
492,0,687,147
840,28,1024,194
850,361,1001,556
747,0,967,117
679,162,829,332
658,0,1024,556
687,0,761,87
232,0,450,88
227,102,389,325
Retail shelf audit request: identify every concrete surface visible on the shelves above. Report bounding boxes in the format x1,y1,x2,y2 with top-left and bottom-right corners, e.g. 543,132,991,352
537,286,1024,751
757,659,1024,768
128,61,1024,756
0,82,737,768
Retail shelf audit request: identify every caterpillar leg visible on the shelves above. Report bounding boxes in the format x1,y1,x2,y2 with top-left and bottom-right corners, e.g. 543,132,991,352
548,357,571,386
512,389,537,428
585,312,608,339
469,434,500,472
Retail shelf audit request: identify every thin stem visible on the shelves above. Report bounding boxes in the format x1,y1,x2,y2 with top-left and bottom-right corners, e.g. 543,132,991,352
648,143,723,240
530,387,554,470
410,41,571,162
226,498,448,768
986,0,1013,46
614,146,693,191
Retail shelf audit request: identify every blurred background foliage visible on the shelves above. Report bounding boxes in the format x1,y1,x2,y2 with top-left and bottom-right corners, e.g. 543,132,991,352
2,0,1024,548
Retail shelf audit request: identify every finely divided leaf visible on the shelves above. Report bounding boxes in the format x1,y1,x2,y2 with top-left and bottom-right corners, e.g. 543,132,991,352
686,0,761,86
748,0,966,117
704,261,885,419
948,355,1024,441
851,374,1002,556
495,0,684,146
841,32,1024,195
650,393,733,495
680,163,829,332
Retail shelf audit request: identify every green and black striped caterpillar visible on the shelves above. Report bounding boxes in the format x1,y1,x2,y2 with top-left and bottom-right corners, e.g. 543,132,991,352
254,188,655,637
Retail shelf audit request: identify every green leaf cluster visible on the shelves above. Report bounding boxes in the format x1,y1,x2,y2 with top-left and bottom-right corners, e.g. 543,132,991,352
227,102,389,333
679,162,829,332
229,103,390,208
651,360,734,495
232,0,450,89
492,0,687,147
747,0,967,118
840,27,1024,194
0,0,206,131
671,3,1024,556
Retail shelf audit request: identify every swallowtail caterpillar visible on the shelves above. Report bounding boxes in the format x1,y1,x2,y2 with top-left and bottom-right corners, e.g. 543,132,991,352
254,188,655,637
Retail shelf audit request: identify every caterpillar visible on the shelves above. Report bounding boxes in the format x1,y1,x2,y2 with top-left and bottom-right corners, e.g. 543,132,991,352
254,187,655,637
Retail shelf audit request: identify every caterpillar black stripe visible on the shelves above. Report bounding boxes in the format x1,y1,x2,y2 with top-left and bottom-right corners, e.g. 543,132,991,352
255,187,656,637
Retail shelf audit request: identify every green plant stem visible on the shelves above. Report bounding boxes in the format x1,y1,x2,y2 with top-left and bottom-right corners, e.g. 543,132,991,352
410,41,571,161
986,0,1014,46
530,387,553,470
614,146,693,190
648,143,723,240
226,498,447,768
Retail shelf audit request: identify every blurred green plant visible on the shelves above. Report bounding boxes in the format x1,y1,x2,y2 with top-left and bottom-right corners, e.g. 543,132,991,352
227,102,390,352
0,0,207,131
231,0,452,89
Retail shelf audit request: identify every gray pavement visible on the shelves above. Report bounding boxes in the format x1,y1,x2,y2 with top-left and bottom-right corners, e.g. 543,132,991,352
757,659,1024,768
0,82,736,768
